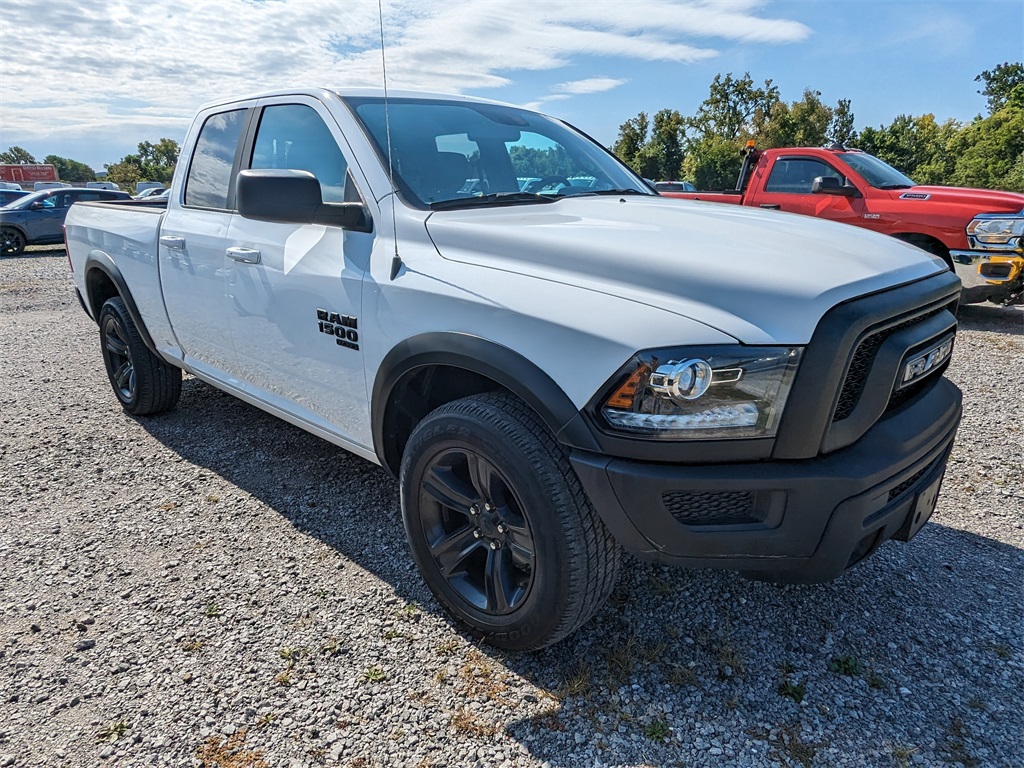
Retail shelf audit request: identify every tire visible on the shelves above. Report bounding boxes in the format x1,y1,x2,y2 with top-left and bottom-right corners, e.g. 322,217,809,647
98,297,182,415
1,227,26,257
400,392,620,651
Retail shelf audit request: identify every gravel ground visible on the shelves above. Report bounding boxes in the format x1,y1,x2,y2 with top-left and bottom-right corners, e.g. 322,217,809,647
1,249,1022,768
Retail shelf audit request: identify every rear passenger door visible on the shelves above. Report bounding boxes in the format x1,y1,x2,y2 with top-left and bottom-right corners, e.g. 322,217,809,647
224,96,375,449
160,103,254,387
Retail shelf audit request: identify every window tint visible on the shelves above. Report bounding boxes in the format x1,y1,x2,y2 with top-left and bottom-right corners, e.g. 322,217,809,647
185,109,247,209
250,104,351,204
765,158,843,194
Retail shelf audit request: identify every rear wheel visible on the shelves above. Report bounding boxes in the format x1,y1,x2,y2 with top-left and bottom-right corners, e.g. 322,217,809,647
0,227,25,257
400,392,620,651
98,297,181,415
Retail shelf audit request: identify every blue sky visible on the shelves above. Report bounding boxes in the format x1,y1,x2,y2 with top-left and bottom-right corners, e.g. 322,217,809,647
0,0,1020,173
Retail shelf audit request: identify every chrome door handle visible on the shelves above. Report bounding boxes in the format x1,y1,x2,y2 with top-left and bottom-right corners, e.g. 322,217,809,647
159,235,186,250
759,204,781,210
226,247,261,264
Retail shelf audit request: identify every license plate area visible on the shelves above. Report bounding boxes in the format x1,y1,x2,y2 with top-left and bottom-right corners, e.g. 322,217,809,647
895,475,942,542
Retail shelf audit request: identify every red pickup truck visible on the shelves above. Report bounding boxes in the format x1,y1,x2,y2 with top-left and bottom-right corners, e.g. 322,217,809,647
660,144,1024,305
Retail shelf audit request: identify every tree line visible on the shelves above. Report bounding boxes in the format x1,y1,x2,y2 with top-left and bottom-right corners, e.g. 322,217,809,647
613,62,1023,193
4,63,1021,194
0,139,180,188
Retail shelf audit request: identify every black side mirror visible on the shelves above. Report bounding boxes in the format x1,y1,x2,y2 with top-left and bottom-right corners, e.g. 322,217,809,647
811,176,858,197
236,169,372,233
30,201,44,209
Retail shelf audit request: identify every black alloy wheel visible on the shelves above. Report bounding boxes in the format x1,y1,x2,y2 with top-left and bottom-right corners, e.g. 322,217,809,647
417,445,536,615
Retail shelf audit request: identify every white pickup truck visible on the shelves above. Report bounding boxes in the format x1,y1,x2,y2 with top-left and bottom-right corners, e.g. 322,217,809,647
65,88,963,650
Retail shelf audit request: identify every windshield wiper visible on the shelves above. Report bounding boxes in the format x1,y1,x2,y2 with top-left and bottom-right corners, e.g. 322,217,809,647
429,192,558,210
589,188,653,196
878,184,913,190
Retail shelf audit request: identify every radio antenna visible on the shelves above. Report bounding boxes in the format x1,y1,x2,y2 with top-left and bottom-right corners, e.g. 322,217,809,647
378,0,402,280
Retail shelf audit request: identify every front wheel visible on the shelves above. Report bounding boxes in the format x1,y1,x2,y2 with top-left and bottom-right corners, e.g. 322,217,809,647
98,297,182,415
0,227,25,257
400,392,620,651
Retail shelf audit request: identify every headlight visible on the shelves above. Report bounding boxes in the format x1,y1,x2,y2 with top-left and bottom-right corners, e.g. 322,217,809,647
599,345,801,440
966,215,1024,247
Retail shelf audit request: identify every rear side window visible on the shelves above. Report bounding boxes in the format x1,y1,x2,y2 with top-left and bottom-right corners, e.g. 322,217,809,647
185,109,247,209
250,104,352,204
765,158,843,194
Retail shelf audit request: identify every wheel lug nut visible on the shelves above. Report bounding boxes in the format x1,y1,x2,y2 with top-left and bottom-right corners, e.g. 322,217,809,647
496,523,507,534
472,529,482,539
484,503,493,512
489,540,500,550
469,505,480,516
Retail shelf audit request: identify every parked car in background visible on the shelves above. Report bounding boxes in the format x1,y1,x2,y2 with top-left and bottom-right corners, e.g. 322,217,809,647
33,181,71,191
86,181,122,191
0,189,30,207
133,186,166,199
655,180,697,193
659,143,1024,305
135,182,165,195
0,187,130,256
0,181,23,190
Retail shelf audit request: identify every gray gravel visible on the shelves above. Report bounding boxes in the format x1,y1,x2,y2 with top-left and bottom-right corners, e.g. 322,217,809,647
1,249,1022,768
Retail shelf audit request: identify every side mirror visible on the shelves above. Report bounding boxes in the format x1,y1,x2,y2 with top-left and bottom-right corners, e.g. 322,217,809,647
236,169,372,233
30,201,44,209
811,176,858,197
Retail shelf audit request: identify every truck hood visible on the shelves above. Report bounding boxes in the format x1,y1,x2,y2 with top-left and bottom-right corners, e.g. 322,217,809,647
890,185,1024,213
423,195,947,344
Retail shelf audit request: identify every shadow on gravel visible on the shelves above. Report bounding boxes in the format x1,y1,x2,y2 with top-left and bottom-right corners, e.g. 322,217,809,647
136,377,427,605
135,377,1024,767
957,302,1024,336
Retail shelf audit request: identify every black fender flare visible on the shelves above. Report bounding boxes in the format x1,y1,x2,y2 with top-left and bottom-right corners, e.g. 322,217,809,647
371,332,601,470
83,252,161,358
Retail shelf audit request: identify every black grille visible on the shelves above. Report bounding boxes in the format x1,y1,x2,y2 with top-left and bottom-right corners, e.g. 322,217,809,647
888,465,931,502
663,491,758,526
833,303,953,422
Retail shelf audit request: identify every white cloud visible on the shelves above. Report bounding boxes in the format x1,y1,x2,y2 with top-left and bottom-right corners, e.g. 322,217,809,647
553,78,629,96
0,0,810,166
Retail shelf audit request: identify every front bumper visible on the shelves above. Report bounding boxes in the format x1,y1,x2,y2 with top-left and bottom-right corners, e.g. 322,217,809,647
571,377,962,583
950,250,1023,288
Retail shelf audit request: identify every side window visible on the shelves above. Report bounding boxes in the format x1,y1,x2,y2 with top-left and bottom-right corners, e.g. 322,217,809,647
184,109,247,210
250,104,352,204
765,158,844,194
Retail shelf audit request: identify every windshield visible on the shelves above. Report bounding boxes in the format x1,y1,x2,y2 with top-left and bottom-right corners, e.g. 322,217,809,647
839,152,916,189
345,97,652,209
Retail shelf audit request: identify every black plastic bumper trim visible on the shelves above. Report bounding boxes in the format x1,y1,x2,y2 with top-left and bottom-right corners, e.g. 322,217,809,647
571,377,961,582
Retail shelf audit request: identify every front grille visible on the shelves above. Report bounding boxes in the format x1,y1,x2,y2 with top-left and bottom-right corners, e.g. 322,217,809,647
833,302,954,422
663,491,759,526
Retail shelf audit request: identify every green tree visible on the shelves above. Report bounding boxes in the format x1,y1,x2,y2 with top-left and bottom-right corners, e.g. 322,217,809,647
103,157,144,189
105,138,180,186
975,61,1024,113
648,109,687,179
0,146,37,164
612,112,651,173
949,101,1024,192
854,114,961,183
44,155,96,183
687,72,780,143
681,135,744,190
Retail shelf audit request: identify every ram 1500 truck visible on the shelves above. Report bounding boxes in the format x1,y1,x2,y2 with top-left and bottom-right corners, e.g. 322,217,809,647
65,89,963,650
659,144,1024,306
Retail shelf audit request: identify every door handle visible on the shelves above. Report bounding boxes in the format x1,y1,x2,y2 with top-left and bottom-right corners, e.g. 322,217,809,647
159,235,186,250
226,246,262,264
759,204,781,210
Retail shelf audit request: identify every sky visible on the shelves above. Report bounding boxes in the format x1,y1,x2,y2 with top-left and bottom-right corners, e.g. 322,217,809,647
0,0,1021,173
